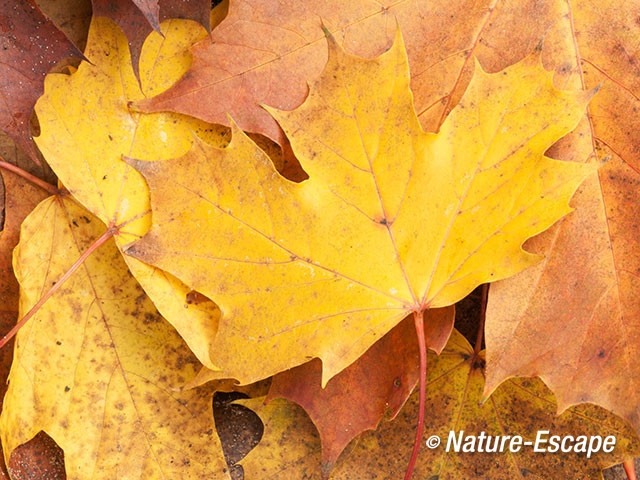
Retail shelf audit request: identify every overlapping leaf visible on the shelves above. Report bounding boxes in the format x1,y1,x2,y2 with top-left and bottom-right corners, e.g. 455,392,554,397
267,307,453,476
0,196,229,479
126,31,596,385
33,16,227,371
0,0,83,162
239,330,639,479
484,0,640,433
37,0,92,50
136,0,559,144
133,2,640,434
91,0,213,80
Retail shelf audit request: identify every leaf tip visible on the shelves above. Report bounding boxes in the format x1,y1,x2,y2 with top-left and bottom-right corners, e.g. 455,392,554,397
319,20,343,57
258,102,277,115
127,99,145,114
480,374,503,403
471,55,489,78
121,241,136,257
226,114,245,136
391,21,406,55
319,21,334,43
122,155,143,172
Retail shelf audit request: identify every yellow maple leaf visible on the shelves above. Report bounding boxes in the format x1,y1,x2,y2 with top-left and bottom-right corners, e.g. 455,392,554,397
33,16,226,370
0,196,229,479
127,31,597,385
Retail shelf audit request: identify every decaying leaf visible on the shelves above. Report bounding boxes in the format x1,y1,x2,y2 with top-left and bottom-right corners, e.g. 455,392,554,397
0,0,82,162
267,307,453,475
91,0,213,80
484,0,640,434
0,195,229,479
239,330,640,479
135,0,558,145
126,31,596,385
33,16,228,371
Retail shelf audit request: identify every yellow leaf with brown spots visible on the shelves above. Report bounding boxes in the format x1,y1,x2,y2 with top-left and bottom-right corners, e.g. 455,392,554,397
238,330,639,479
0,196,229,480
33,16,227,371
126,32,596,385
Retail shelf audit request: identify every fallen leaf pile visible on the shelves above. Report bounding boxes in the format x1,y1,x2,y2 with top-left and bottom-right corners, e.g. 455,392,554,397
241,330,640,479
0,1,638,479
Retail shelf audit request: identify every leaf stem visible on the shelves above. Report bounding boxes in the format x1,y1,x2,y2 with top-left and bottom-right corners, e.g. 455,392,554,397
0,159,58,196
624,459,637,480
0,228,114,349
405,310,427,480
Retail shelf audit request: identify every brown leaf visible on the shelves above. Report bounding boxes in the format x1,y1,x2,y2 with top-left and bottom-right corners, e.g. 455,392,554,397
91,0,213,80
266,307,454,477
484,0,640,433
0,0,82,161
37,0,92,52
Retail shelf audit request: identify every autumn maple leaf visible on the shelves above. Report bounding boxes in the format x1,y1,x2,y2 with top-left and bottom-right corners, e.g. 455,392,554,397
3,1,640,478
126,31,596,387
1,196,229,479
132,0,640,440
484,0,640,436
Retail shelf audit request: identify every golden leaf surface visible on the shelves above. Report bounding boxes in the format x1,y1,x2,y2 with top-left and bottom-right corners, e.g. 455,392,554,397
0,196,229,479
127,32,596,385
33,16,227,369
238,330,639,479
